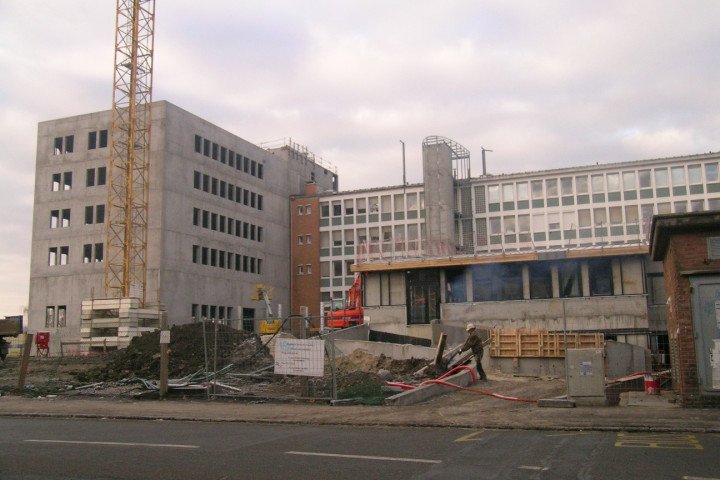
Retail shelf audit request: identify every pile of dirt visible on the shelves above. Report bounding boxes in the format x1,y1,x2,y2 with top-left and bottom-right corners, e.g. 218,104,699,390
77,323,272,383
335,349,429,381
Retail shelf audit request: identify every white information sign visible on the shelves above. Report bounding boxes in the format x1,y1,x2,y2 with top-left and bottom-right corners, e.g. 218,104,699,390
274,339,325,377
159,330,170,344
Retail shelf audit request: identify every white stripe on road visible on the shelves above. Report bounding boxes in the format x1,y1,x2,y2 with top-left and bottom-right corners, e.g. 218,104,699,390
286,450,441,464
682,477,720,480
519,465,549,471
25,439,199,449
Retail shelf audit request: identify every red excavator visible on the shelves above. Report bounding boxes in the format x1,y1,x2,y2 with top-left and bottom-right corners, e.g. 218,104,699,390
326,273,364,329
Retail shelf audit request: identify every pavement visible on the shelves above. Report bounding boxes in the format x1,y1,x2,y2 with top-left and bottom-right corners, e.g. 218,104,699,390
1,385,718,433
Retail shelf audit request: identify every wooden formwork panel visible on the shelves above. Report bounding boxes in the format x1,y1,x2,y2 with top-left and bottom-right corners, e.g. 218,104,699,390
490,328,604,358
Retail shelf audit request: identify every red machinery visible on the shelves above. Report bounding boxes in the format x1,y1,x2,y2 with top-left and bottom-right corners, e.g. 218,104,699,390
326,274,364,329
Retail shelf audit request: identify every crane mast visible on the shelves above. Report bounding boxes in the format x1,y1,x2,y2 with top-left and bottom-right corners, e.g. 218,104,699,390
105,0,155,304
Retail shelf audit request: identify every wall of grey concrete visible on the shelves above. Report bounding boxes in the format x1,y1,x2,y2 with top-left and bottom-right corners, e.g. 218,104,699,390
442,295,649,332
29,101,335,352
333,339,436,361
605,340,651,378
488,357,567,377
363,305,433,339
29,110,113,348
422,141,455,247
321,323,369,342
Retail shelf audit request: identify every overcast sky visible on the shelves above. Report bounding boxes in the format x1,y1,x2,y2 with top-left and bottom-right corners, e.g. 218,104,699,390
1,1,719,316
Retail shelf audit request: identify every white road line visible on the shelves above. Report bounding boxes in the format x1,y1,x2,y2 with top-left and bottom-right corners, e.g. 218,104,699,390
519,465,549,471
286,451,441,464
25,439,199,449
682,477,720,480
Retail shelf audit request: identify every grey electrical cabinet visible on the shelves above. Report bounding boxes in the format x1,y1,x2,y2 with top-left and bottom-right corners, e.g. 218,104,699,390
567,348,606,405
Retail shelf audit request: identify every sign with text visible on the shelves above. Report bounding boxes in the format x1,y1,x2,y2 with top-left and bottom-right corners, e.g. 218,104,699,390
274,339,325,377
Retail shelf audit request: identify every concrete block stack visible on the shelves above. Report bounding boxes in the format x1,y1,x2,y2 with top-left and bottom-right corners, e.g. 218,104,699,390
80,298,162,351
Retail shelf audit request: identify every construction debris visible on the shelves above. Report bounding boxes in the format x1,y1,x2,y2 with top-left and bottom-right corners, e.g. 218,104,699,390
76,322,272,383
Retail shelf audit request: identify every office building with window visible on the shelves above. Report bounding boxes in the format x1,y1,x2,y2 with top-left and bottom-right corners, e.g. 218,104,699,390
291,136,720,360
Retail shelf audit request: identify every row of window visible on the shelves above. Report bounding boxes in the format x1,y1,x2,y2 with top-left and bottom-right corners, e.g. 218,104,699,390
86,167,107,187
51,167,107,192
51,172,73,191
479,198,720,246
45,305,67,328
48,244,105,265
320,259,355,278
481,163,720,213
192,208,263,242
462,259,620,302
317,197,720,254
191,245,263,274
363,257,638,310
49,205,105,228
320,223,423,250
82,243,104,263
53,130,109,156
320,192,424,217
297,264,313,275
194,134,264,179
193,171,264,211
190,304,237,322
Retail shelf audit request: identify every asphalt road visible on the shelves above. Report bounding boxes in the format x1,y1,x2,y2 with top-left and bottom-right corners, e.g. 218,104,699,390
1,418,719,479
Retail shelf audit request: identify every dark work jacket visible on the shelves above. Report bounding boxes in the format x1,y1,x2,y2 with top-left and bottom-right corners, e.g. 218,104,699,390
461,331,483,356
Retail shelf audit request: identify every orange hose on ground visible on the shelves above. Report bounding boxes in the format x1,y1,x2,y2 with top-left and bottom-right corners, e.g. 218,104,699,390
423,379,539,403
386,365,538,403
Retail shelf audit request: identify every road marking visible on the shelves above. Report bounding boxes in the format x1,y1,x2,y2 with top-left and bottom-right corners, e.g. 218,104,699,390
615,433,703,450
455,431,485,442
682,477,720,480
286,451,441,464
519,465,549,471
546,432,592,437
25,439,199,449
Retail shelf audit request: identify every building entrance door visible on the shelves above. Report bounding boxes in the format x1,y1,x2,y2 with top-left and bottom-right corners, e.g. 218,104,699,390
406,270,440,325
689,275,720,394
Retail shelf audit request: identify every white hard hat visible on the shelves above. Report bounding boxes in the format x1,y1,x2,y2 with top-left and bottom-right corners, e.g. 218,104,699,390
466,323,475,331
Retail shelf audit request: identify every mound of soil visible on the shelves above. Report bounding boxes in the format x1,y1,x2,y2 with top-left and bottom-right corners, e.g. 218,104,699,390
335,350,428,380
77,323,272,383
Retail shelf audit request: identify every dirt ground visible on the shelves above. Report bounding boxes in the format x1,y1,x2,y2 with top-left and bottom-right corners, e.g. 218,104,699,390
0,324,566,405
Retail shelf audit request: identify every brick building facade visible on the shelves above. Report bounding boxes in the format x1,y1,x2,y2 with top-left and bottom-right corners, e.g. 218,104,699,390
650,211,720,406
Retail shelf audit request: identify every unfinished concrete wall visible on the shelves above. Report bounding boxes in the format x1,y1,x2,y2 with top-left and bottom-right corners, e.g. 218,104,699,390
363,305,434,339
422,141,455,248
442,295,648,332
333,339,435,361
605,340,650,379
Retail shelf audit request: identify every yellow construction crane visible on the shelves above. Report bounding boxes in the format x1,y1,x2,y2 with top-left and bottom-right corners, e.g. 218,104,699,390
105,0,156,304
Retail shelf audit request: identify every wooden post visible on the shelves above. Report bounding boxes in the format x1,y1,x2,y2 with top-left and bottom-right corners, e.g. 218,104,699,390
159,313,168,398
433,333,447,365
292,317,311,397
15,333,34,392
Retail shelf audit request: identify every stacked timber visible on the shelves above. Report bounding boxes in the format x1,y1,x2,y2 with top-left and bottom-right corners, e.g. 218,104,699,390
80,298,162,351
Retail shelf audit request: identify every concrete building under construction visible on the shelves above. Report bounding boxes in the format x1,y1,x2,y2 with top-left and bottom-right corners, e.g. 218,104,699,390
28,101,337,351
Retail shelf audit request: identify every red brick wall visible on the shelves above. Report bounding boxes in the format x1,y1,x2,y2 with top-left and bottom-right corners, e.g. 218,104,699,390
664,232,720,406
289,194,321,326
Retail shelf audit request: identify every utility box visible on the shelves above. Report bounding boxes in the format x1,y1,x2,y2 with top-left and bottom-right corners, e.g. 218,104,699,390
567,348,606,405
712,339,720,391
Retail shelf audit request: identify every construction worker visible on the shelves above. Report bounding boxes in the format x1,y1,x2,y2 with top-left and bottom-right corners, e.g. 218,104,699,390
458,323,488,381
